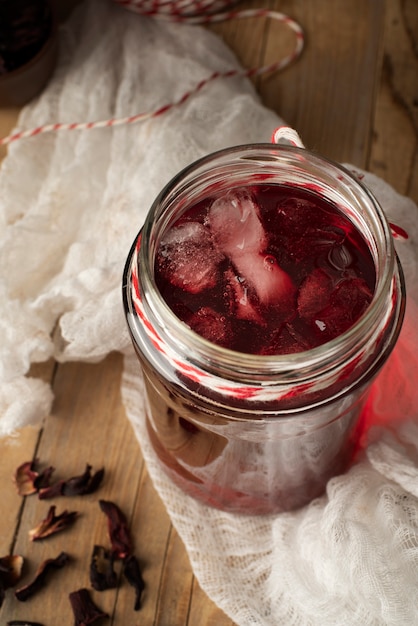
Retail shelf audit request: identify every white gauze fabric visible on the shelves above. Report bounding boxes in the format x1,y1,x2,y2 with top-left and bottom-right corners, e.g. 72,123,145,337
2,1,418,625
0,0,279,436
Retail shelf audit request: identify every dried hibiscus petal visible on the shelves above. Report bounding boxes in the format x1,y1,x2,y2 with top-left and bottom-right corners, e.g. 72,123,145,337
14,460,54,496
89,545,117,591
39,465,104,499
69,588,109,625
29,505,78,541
99,500,132,559
0,555,24,607
0,555,24,588
15,552,69,602
123,554,145,611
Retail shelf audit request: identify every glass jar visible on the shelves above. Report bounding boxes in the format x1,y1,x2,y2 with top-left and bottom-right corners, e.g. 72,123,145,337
123,144,405,514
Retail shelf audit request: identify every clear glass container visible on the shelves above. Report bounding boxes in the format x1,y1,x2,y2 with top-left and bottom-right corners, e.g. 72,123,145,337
123,144,405,514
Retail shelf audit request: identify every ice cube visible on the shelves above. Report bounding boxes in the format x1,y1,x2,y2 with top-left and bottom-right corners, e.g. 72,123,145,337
209,188,266,255
224,266,265,325
297,268,334,320
209,190,295,307
157,222,222,294
260,322,313,355
186,307,231,347
311,277,373,338
276,197,319,236
235,252,296,308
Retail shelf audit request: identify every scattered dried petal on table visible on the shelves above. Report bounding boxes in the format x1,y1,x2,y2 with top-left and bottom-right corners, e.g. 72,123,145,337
15,552,70,602
123,554,145,611
39,465,105,499
99,500,132,559
69,588,109,625
90,545,117,591
29,505,78,541
13,460,54,496
0,555,24,607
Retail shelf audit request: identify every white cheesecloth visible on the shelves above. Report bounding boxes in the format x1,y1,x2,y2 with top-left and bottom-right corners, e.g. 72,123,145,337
1,1,418,624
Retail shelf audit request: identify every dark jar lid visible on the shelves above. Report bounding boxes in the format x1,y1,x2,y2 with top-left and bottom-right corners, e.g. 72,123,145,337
0,0,58,107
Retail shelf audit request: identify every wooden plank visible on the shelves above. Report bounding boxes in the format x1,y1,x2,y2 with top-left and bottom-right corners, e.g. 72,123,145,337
188,577,237,625
210,0,385,165
369,0,418,203
0,107,19,160
260,0,385,166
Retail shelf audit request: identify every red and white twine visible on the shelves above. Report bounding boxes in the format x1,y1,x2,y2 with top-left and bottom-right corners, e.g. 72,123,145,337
0,3,304,146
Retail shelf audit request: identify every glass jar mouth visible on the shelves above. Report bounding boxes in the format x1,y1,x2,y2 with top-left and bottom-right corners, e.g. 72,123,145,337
130,143,398,385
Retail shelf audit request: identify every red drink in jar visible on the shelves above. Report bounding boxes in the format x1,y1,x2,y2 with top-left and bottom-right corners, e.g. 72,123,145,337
123,145,405,514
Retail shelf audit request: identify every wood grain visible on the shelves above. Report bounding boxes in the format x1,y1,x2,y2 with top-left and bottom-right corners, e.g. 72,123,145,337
0,1,417,624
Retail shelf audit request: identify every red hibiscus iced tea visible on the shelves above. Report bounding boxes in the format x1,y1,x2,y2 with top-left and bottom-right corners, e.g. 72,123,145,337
155,185,375,355
123,145,405,514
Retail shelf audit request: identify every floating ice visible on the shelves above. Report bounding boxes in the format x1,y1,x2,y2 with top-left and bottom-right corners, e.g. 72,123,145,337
186,306,231,346
224,266,264,325
157,222,222,294
209,189,295,307
297,268,334,320
298,270,373,337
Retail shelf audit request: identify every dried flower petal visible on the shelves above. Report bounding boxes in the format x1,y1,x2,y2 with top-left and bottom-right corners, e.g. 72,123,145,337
14,460,54,496
0,555,24,588
89,545,117,591
15,552,69,602
69,588,109,625
123,554,145,611
29,505,78,541
37,480,65,499
39,465,104,499
99,500,132,559
63,465,104,496
0,555,24,608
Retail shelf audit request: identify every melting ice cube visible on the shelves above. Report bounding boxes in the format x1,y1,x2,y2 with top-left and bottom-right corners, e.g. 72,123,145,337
186,306,231,347
157,222,222,294
208,188,267,254
298,271,373,338
209,189,295,307
297,268,334,320
224,266,265,325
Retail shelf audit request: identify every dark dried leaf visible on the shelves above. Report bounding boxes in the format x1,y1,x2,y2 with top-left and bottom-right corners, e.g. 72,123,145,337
29,505,78,541
14,460,54,496
39,465,104,499
15,552,69,602
0,554,24,608
99,500,132,559
0,555,24,588
89,545,117,591
123,554,145,611
69,588,109,625
38,480,65,499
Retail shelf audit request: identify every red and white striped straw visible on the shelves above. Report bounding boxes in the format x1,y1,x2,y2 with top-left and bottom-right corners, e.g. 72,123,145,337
0,5,304,146
271,125,305,148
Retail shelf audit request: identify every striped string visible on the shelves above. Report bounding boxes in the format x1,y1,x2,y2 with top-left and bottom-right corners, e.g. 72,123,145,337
271,125,305,147
0,5,304,146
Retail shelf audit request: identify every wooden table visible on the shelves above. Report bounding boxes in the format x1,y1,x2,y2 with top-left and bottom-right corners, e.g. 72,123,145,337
0,1,417,624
